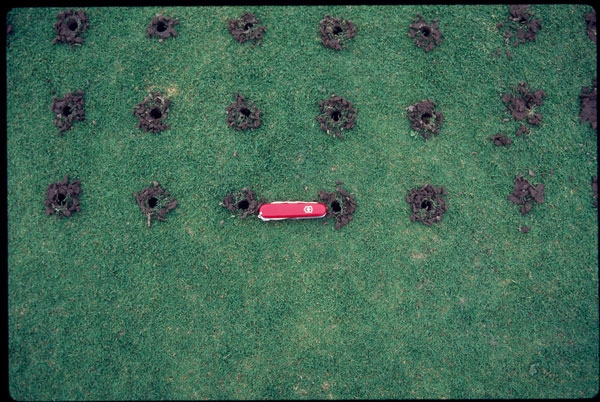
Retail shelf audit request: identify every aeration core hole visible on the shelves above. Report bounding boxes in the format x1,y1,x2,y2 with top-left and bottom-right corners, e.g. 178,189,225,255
150,108,163,119
237,199,250,210
331,200,342,213
148,197,159,209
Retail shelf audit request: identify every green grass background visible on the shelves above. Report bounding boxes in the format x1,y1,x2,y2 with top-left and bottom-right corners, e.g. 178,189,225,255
6,4,598,399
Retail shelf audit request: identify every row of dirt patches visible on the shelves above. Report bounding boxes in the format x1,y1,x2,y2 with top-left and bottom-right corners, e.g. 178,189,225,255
220,183,357,229
44,176,179,228
38,6,597,230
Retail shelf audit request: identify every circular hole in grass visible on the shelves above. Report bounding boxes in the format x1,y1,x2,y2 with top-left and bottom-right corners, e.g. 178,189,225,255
237,199,250,210
420,26,431,37
156,21,168,32
332,25,343,35
147,197,159,209
331,110,341,121
240,108,251,117
150,107,163,119
62,106,72,116
421,199,433,211
331,200,342,213
66,18,79,31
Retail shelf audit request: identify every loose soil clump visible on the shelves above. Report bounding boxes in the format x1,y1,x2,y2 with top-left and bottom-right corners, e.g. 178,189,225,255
490,132,512,146
319,14,356,50
228,12,266,46
317,182,356,229
579,76,597,130
226,94,262,131
408,14,442,52
508,174,544,215
146,14,178,41
497,4,542,47
584,9,596,44
134,181,178,228
501,82,546,126
221,188,263,218
53,9,88,46
133,92,171,133
316,95,357,139
406,99,443,139
406,184,448,226
44,175,82,218
51,90,86,135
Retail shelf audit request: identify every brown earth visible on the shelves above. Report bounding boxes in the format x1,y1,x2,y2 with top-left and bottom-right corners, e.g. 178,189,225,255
51,90,86,135
406,99,443,139
133,92,171,133
316,95,357,139
317,182,357,229
228,12,267,46
52,9,88,46
221,188,264,218
44,175,82,218
408,14,442,52
319,14,356,50
134,181,178,228
406,184,448,226
147,14,178,41
226,94,262,131
508,174,545,215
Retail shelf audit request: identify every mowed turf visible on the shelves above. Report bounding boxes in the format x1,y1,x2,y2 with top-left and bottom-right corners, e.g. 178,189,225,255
6,5,598,399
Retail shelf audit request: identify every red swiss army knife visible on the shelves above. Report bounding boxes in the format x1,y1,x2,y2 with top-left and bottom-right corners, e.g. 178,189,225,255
258,201,327,221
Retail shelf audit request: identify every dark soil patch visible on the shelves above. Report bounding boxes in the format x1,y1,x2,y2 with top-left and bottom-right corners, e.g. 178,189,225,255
408,14,442,52
228,12,267,46
226,94,262,131
497,4,542,47
221,188,264,218
319,14,356,50
316,95,357,139
51,90,86,135
406,184,448,226
490,132,512,146
44,175,81,218
134,181,178,228
133,92,171,133
592,176,598,208
317,182,356,229
501,82,546,126
52,9,88,46
406,99,443,139
584,9,596,44
508,174,545,215
146,14,178,41
579,76,597,130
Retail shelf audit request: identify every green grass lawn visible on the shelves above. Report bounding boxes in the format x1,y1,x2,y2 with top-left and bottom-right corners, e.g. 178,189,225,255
6,5,598,400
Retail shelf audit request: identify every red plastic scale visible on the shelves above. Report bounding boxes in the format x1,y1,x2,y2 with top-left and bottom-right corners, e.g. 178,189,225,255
258,201,327,221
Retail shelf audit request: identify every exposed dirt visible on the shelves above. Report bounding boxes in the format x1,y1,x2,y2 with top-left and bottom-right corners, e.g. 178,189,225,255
134,181,178,228
406,99,443,139
221,188,264,218
508,174,544,215
579,76,597,130
44,175,82,218
51,90,86,135
53,9,88,46
497,4,542,47
319,14,356,50
147,14,178,41
316,95,357,139
133,92,171,133
408,14,442,52
226,94,262,131
501,82,546,127
317,182,356,229
228,12,266,46
490,132,512,146
584,9,596,44
406,184,448,226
